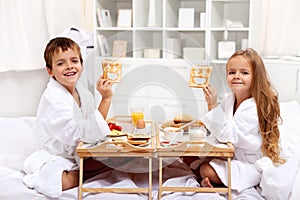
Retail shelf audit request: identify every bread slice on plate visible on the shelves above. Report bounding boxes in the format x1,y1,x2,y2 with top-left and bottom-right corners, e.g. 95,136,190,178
173,114,193,123
127,133,150,146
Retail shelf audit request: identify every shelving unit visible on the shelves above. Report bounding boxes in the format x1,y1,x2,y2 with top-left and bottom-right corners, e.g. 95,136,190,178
95,0,252,62
209,0,251,61
94,0,252,121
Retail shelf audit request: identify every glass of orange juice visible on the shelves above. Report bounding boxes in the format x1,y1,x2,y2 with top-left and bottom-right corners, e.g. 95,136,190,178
131,107,144,126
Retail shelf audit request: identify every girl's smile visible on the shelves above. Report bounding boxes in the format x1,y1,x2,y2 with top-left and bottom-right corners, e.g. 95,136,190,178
226,55,252,100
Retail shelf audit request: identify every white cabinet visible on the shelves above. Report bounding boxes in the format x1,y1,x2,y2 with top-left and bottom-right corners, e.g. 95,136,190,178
264,61,300,102
95,0,252,62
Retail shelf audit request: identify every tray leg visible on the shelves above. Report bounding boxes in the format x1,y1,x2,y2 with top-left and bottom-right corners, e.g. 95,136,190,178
227,157,232,200
148,157,152,200
158,157,162,199
78,157,83,200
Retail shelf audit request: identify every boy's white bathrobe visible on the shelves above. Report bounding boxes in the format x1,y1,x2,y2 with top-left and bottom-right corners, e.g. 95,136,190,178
22,78,110,198
201,92,263,192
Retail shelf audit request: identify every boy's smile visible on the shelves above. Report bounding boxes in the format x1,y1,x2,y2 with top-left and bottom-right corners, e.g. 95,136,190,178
47,47,83,93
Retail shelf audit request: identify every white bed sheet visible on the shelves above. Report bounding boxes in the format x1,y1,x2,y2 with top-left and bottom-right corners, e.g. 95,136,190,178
0,101,300,200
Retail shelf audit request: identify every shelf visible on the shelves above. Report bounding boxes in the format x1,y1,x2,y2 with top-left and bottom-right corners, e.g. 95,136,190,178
134,27,164,31
212,0,249,2
95,0,251,60
165,28,206,31
210,27,250,31
96,27,134,31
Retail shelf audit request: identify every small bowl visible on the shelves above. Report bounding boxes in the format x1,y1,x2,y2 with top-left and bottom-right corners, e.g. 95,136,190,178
162,127,184,143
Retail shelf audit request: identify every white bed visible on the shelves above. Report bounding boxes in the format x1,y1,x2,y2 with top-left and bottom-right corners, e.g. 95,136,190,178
0,101,299,200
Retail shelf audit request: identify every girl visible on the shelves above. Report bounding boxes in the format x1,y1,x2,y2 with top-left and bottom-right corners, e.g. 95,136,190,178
199,48,285,192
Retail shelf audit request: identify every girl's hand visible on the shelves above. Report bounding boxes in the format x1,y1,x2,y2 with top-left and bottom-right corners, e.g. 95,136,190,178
96,76,113,100
203,84,218,111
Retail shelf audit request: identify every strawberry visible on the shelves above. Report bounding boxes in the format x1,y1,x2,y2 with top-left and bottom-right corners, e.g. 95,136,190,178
107,122,122,131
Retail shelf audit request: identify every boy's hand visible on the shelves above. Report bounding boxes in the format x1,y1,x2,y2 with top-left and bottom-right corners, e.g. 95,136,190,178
96,76,113,100
203,84,218,111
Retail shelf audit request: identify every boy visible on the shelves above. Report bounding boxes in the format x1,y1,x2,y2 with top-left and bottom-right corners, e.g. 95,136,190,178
23,37,113,198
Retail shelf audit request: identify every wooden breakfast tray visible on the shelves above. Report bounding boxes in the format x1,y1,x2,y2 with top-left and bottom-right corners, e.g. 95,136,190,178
156,127,234,156
76,116,155,200
76,116,155,155
156,125,234,200
76,139,155,155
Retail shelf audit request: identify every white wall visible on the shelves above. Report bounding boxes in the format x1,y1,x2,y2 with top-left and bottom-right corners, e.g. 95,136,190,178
0,0,94,117
0,69,49,117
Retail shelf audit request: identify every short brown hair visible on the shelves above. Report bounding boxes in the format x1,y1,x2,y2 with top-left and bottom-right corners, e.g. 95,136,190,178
44,37,83,70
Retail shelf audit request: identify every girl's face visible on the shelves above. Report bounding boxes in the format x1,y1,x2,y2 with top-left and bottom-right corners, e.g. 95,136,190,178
47,47,82,93
226,55,252,99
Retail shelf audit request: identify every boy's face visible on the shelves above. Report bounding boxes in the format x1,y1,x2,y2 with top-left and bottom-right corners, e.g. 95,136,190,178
47,47,82,92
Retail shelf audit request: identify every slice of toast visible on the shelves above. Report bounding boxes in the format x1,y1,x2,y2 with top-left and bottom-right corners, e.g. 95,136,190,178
102,60,122,83
189,66,212,88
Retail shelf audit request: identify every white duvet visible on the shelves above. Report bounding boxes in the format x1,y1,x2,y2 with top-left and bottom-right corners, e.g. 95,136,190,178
0,101,300,200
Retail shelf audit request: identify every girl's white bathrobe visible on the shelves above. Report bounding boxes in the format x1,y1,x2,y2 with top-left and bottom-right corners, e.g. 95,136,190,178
201,92,263,192
22,78,110,198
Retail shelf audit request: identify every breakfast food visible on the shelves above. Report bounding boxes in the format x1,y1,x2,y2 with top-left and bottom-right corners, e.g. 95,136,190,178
189,66,212,88
163,127,181,133
107,122,122,131
173,114,193,124
136,119,146,129
128,133,150,140
160,114,194,132
108,129,127,137
127,139,149,146
102,59,122,83
127,133,150,146
161,120,185,128
131,108,144,126
161,114,193,132
163,127,184,142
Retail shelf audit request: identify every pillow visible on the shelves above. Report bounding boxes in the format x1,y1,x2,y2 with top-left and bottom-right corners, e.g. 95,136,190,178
279,101,300,161
0,117,38,171
256,157,299,200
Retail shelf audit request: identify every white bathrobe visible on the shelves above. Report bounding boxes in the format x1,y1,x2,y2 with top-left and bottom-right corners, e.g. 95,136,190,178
201,92,263,192
23,78,110,198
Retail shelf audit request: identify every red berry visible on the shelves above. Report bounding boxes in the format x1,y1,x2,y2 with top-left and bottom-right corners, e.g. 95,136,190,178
116,125,122,131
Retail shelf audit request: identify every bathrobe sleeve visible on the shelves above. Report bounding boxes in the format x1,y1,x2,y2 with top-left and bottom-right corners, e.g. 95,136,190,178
201,93,261,151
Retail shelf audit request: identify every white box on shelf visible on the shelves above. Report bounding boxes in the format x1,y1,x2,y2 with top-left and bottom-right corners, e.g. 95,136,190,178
241,39,248,50
200,12,206,28
144,48,160,58
117,9,132,27
218,41,236,59
166,38,181,59
97,34,110,56
97,9,112,27
183,47,205,60
178,8,194,28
